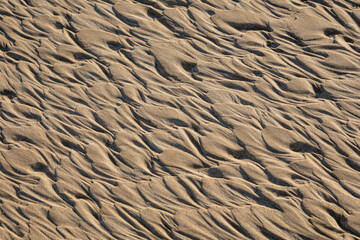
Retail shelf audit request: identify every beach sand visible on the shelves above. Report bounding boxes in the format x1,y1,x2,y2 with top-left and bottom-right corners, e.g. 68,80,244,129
0,0,360,239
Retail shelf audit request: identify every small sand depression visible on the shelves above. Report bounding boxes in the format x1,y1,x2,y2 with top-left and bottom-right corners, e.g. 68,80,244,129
0,0,360,239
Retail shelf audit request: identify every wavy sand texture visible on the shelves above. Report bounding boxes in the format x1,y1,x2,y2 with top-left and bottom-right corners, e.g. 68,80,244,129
1,0,360,239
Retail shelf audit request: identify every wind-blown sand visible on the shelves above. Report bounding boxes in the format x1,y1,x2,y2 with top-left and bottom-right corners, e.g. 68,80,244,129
0,0,360,239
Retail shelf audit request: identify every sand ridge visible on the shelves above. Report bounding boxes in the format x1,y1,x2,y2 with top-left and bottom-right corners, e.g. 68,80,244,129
0,0,360,239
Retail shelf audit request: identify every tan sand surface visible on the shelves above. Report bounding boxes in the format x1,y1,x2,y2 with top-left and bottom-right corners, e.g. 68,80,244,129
1,0,360,239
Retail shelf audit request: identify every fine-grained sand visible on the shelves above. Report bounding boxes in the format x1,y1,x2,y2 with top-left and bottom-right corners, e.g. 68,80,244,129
1,0,360,239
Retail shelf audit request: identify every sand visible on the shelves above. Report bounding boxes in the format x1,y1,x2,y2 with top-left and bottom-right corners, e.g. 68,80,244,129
0,0,360,239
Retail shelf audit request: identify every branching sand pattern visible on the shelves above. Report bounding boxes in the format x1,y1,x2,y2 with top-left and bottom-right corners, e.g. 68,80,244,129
1,0,360,239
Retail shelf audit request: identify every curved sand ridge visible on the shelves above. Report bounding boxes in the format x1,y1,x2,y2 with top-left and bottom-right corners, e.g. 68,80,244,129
1,0,360,239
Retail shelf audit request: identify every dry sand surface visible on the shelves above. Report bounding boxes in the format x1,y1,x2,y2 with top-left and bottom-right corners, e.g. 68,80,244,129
1,0,360,239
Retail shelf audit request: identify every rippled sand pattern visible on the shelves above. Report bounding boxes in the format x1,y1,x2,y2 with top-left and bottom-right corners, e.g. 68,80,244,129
1,0,360,239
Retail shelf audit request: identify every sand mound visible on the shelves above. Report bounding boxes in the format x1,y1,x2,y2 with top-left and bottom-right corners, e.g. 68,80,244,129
0,0,360,239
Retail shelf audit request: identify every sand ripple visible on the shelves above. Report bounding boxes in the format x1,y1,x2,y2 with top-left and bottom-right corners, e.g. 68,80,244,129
0,0,360,239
